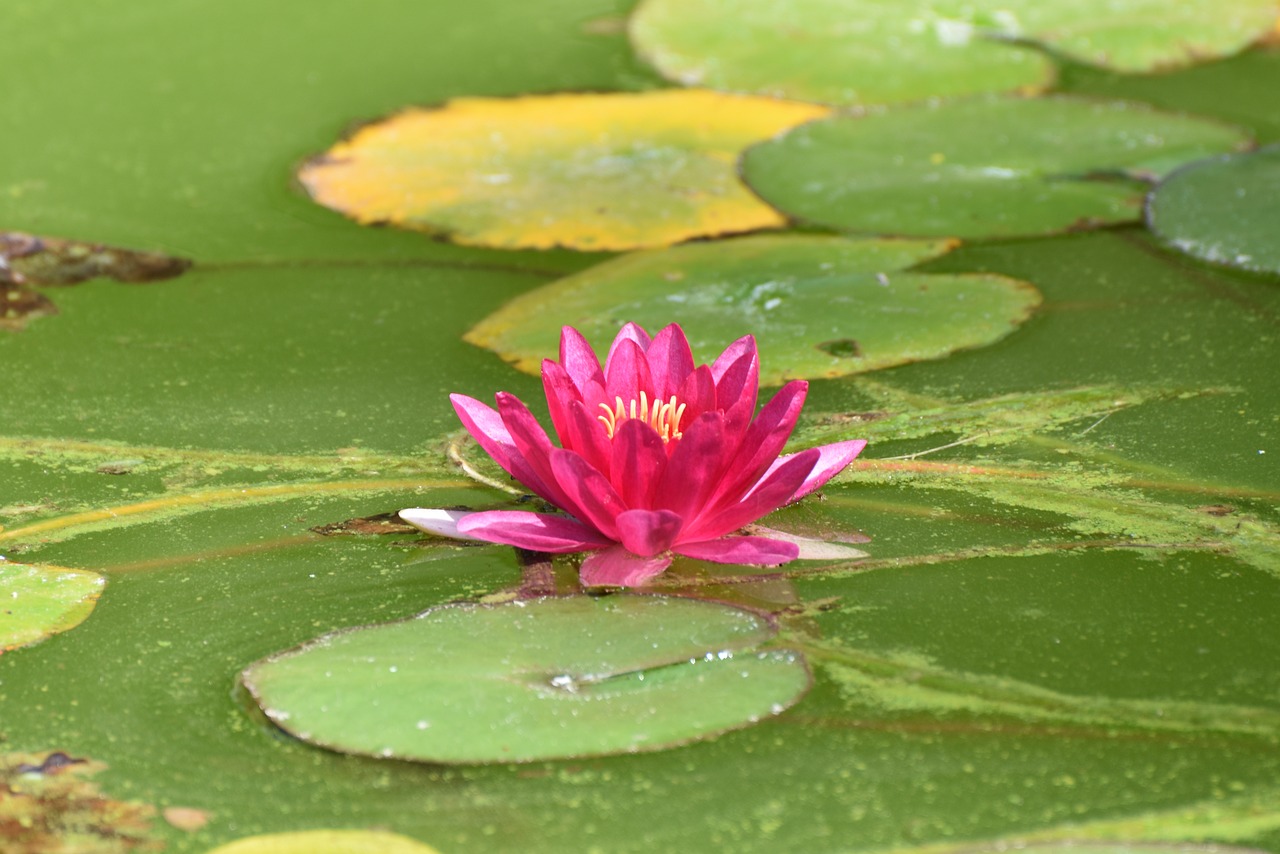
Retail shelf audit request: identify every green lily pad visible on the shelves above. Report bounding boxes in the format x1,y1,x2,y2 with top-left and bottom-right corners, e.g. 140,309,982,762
297,90,829,251
741,96,1252,240
242,595,810,764
0,562,104,653
628,0,1055,107
207,830,442,854
1146,144,1280,275
464,235,1042,384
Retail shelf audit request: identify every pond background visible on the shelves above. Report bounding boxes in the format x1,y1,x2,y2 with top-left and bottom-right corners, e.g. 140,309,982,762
0,1,1277,852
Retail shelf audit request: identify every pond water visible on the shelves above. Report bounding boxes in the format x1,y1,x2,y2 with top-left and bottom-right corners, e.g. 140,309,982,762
1,2,1277,852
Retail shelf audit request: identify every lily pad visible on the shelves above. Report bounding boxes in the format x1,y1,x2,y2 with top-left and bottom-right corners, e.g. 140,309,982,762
0,562,104,653
628,0,1056,108
206,830,441,854
742,96,1252,240
464,235,1042,384
242,595,809,764
1146,144,1280,275
297,90,829,251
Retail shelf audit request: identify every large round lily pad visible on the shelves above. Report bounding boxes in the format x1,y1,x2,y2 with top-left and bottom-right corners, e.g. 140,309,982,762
1146,144,1280,275
242,595,810,764
0,562,104,653
742,97,1252,240
297,90,829,251
628,0,1055,107
629,0,1274,108
465,235,1042,384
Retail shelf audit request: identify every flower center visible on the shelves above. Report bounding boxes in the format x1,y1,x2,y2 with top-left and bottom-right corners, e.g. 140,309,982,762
597,392,686,443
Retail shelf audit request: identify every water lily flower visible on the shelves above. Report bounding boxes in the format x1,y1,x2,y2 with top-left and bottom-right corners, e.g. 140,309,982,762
403,323,866,587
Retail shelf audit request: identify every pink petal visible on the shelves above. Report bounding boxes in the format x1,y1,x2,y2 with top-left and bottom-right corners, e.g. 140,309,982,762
746,525,870,560
559,326,605,392
580,545,672,587
676,364,716,426
564,398,613,475
646,324,695,400
549,448,627,539
684,447,820,541
398,508,482,541
604,337,654,410
540,359,580,444
654,411,728,521
457,510,612,553
710,334,757,384
615,508,683,556
705,380,808,511
496,392,574,512
768,439,868,503
451,394,559,502
673,535,799,566
609,419,668,508
712,348,760,444
604,322,652,368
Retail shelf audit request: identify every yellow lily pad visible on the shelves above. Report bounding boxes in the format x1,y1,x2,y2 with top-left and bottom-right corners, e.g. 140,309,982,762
298,90,829,251
0,562,104,653
206,829,441,854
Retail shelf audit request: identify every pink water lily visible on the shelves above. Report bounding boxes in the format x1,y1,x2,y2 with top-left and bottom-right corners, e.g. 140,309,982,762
404,323,866,587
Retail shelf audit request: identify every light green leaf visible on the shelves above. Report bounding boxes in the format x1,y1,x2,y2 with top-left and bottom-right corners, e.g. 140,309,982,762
242,595,810,764
0,562,104,653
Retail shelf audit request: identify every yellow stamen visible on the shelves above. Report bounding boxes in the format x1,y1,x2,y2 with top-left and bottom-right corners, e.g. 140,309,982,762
597,392,687,442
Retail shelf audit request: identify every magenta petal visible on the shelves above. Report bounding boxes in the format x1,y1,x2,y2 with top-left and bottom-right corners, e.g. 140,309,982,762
609,419,667,508
673,535,799,566
782,439,868,502
580,545,672,587
604,337,654,409
549,449,626,539
655,411,727,521
451,394,556,501
646,324,695,399
457,510,612,553
676,364,716,424
710,334,757,384
496,392,574,512
615,508,683,556
706,380,808,510
559,326,605,391
685,447,820,541
713,350,760,443
604,322,652,368
541,359,580,444
564,398,613,475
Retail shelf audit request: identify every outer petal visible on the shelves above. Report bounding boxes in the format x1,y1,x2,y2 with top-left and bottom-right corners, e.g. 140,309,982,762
398,508,482,541
654,411,728,521
451,393,559,502
705,380,808,513
615,508,683,556
610,419,668,508
549,448,627,539
541,359,580,444
673,535,799,566
646,324,695,400
580,545,672,587
712,346,760,445
559,326,605,392
496,391,574,511
604,322,652,368
675,364,717,426
457,510,612,553
684,447,820,541
710,334,757,384
759,439,868,503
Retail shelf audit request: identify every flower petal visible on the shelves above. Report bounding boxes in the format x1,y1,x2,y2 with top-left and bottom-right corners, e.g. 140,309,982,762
765,439,869,503
673,535,799,566
615,508,683,556
496,391,574,511
604,322,652,368
559,325,605,392
705,380,808,512
610,419,668,508
580,545,672,587
398,508,483,541
564,398,613,475
451,393,559,501
710,334,757,384
654,411,728,521
646,323,695,400
745,525,870,560
711,343,760,443
457,510,612,553
604,337,654,412
684,447,820,540
540,359,581,444
549,448,627,539
676,363,717,425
